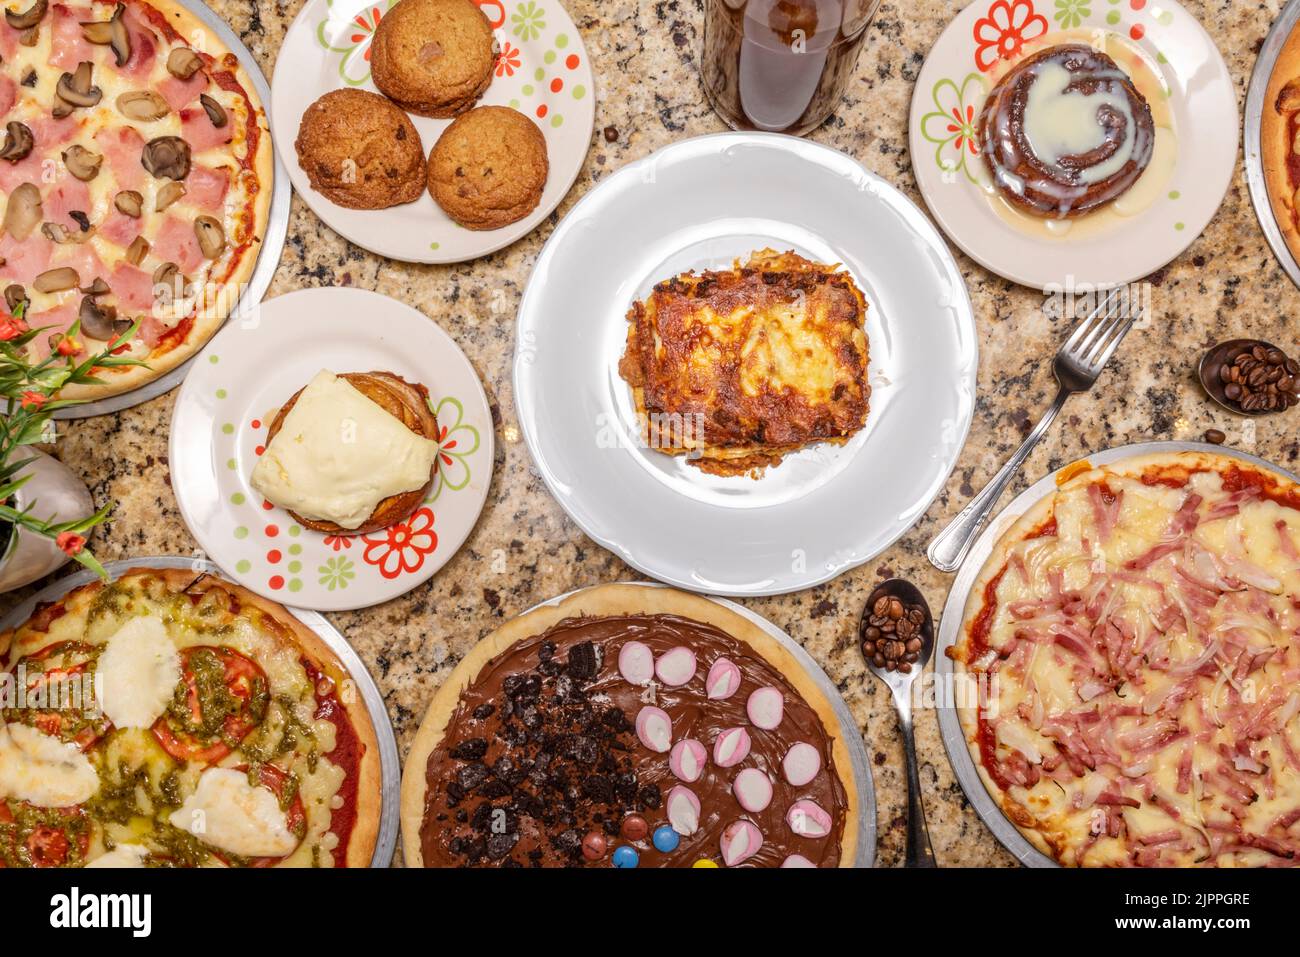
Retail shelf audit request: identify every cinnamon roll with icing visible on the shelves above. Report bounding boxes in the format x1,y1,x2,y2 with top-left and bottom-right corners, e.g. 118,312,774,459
978,44,1155,219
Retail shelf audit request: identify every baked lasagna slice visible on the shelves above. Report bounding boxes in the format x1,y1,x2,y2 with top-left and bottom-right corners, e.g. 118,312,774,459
618,249,871,477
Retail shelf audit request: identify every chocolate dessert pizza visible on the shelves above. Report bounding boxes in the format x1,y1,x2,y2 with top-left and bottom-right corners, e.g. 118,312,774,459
401,585,859,867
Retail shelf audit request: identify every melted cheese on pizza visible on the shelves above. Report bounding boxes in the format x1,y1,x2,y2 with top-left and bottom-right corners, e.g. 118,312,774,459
955,460,1300,867
0,573,353,868
618,249,871,476
0,1,262,364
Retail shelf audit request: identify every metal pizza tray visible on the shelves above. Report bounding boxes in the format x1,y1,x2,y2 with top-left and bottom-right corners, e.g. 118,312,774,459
529,581,877,867
1245,0,1300,290
54,0,290,419
934,440,1300,868
0,556,400,868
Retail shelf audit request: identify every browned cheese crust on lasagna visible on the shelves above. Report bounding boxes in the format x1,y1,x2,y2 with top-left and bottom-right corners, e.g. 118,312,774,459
618,250,871,477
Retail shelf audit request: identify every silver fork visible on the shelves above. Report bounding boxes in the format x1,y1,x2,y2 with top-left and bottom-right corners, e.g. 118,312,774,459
927,288,1135,573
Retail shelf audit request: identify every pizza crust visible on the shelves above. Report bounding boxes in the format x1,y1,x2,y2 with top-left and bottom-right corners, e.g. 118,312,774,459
400,583,862,867
51,0,276,403
1261,21,1300,269
952,449,1300,865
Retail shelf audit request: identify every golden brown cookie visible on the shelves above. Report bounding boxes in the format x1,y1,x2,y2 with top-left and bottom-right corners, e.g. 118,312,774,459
428,106,550,230
370,0,496,118
295,89,427,209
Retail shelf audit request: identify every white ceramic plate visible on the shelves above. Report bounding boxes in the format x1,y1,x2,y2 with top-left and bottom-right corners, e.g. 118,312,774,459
909,0,1236,289
170,288,494,611
513,132,979,597
270,0,594,264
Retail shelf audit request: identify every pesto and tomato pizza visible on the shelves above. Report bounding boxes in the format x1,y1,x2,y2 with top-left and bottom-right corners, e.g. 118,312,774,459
0,0,273,400
951,451,1300,867
0,568,381,868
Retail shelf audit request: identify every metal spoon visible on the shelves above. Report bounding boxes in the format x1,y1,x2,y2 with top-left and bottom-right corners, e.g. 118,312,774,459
859,578,937,867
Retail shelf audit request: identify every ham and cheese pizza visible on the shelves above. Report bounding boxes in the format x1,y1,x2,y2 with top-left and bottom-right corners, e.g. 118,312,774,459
0,568,382,867
950,450,1300,867
0,0,272,401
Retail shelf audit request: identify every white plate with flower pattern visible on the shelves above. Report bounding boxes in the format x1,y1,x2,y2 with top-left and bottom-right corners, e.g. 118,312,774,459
169,288,494,611
271,0,594,263
909,0,1235,290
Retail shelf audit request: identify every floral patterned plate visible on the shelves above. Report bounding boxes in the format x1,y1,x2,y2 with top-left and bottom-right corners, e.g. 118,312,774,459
270,0,594,263
908,0,1236,289
168,288,494,611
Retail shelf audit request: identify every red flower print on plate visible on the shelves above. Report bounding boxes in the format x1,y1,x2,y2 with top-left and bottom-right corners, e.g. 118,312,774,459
496,42,521,77
324,534,355,551
361,507,437,579
973,0,1047,72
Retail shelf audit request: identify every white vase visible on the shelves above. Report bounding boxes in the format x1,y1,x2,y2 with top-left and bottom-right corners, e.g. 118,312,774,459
0,449,94,594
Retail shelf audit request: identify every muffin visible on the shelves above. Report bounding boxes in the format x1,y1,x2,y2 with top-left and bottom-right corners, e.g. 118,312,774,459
370,0,496,118
428,106,549,230
295,89,427,209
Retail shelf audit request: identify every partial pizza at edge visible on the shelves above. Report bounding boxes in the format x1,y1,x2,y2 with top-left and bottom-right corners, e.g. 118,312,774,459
0,0,273,401
1262,24,1300,267
0,567,381,868
951,451,1300,867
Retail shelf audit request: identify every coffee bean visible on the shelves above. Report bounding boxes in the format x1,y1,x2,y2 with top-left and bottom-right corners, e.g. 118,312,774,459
1204,428,1226,445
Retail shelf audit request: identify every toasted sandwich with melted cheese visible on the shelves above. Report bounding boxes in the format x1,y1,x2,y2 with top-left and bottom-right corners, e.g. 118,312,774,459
618,250,871,477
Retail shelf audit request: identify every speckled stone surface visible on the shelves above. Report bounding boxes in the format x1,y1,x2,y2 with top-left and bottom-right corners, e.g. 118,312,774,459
4,0,1300,867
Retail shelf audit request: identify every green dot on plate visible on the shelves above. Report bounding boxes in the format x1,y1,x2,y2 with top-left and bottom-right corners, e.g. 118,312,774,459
231,492,245,506
288,579,302,593
1106,10,1120,24
234,526,248,539
550,114,564,128
1168,190,1180,200
429,241,440,251
521,84,534,96
288,560,302,574
236,560,250,573
208,355,219,364
221,423,234,435
572,84,586,100
555,33,568,48
544,50,556,64
534,67,545,81
509,98,520,109
289,543,302,556
226,458,237,470
1156,51,1168,64
288,525,301,537
1157,10,1173,25
216,388,227,399
1175,222,1185,231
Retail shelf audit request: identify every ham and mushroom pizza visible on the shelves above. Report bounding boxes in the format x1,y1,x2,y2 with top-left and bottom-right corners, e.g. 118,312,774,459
0,568,382,867
950,451,1300,867
0,0,272,400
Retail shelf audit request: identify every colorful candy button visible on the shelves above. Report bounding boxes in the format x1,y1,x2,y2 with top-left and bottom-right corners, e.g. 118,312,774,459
582,831,607,861
693,858,719,868
652,825,680,853
612,845,639,868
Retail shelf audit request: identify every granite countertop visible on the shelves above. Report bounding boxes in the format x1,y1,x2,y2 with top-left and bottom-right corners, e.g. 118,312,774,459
5,0,1299,867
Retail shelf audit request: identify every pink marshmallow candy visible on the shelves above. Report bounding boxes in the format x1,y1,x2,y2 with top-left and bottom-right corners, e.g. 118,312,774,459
781,854,817,868
782,741,821,787
666,785,701,836
732,768,773,812
706,657,742,700
746,686,784,730
712,726,751,768
720,820,763,866
669,738,707,783
786,799,833,838
655,646,697,686
635,706,672,753
617,641,655,686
